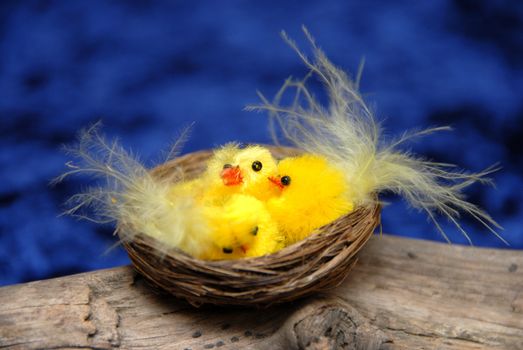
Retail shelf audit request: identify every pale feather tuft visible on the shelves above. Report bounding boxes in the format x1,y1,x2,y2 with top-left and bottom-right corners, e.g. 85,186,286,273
247,26,505,244
53,122,213,256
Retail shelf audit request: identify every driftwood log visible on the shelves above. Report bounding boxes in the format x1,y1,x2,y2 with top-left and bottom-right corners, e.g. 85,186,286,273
1,234,522,350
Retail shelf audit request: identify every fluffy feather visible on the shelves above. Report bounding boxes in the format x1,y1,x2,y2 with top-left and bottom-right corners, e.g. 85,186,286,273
177,142,242,204
54,123,215,256
248,27,505,244
56,124,284,259
267,154,353,244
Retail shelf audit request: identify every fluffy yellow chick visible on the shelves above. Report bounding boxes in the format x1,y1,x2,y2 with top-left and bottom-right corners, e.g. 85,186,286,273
267,154,354,245
200,194,284,260
173,142,240,202
215,144,280,201
180,145,283,259
183,143,280,205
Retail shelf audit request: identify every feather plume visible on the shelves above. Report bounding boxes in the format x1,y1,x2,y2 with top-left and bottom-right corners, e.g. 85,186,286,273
53,122,213,256
248,26,505,244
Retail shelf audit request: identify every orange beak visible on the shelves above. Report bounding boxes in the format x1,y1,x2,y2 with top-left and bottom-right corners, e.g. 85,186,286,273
268,176,284,190
220,166,243,186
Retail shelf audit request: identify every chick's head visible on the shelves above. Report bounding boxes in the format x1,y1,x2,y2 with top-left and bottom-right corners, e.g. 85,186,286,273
204,194,270,260
219,145,279,200
205,142,242,185
267,154,354,244
197,143,242,203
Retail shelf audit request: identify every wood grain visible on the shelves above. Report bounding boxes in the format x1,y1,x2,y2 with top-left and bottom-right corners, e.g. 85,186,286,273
1,234,521,349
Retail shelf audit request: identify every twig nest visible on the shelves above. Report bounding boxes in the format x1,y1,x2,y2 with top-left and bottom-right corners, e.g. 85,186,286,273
121,147,381,307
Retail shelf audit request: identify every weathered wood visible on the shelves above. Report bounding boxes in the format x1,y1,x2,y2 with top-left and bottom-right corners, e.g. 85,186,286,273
0,234,521,349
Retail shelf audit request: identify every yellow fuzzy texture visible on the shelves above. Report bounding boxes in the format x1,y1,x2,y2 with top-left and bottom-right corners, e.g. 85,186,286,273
193,143,243,203
57,126,285,260
144,185,214,258
267,155,353,244
231,145,280,201
164,143,282,258
248,27,505,244
189,145,283,258
201,194,283,260
59,28,506,262
159,144,284,259
179,143,280,206
55,125,217,258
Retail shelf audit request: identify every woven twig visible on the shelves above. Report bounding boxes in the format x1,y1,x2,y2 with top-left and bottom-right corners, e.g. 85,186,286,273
121,147,381,307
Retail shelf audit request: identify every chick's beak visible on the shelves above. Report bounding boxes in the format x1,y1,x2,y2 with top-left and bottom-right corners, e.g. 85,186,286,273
220,166,243,186
268,176,284,190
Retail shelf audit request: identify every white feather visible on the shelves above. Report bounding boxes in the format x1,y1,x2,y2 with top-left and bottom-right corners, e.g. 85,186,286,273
247,27,505,245
54,123,213,256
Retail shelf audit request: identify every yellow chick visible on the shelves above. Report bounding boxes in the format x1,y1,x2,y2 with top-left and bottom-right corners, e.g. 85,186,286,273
182,143,280,205
200,194,284,260
266,154,354,245
174,142,240,201
214,144,280,201
165,144,283,259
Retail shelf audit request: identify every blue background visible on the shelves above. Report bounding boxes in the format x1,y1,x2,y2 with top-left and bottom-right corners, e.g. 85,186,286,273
1,1,522,286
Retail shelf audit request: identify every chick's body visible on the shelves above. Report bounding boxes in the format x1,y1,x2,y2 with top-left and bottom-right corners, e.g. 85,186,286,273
267,154,354,245
199,194,284,260
142,188,214,258
165,144,284,259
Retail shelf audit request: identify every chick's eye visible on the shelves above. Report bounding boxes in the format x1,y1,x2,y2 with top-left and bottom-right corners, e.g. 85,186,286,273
251,161,262,172
281,176,291,186
222,247,233,254
223,164,233,169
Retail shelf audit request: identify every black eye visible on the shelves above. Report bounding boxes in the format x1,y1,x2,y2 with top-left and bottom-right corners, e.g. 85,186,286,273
222,247,233,254
252,161,262,172
251,226,259,236
223,164,233,169
281,176,291,186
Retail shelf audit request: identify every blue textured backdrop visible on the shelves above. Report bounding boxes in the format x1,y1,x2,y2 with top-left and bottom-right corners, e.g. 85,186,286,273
1,0,522,286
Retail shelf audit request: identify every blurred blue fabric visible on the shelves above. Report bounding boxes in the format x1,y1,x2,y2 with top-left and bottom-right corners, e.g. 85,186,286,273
1,0,522,286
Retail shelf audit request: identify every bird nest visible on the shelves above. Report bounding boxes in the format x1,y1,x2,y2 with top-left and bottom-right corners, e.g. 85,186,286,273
121,146,381,307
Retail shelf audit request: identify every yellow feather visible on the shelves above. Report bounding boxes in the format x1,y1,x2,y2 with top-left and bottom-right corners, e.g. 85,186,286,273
57,125,284,260
55,124,216,257
248,27,505,244
267,154,353,244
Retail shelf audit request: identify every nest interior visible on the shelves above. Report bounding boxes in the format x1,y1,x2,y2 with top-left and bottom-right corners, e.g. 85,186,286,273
122,147,381,307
